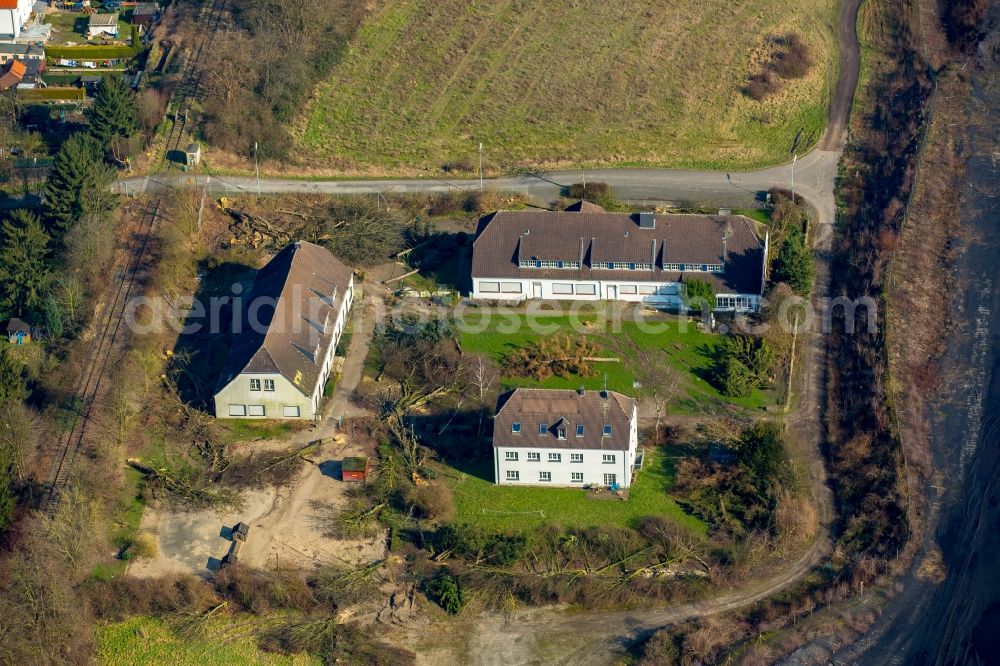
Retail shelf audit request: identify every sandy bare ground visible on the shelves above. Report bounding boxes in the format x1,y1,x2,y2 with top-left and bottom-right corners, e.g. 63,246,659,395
129,441,385,578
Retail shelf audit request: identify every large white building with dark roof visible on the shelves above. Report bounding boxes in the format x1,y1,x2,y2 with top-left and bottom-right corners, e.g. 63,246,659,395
492,388,639,488
471,203,768,311
213,241,354,420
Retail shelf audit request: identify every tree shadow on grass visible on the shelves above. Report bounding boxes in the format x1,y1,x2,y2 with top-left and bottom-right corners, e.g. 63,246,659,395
170,260,257,410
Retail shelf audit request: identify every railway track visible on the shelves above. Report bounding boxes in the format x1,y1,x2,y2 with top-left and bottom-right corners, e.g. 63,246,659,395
43,0,228,511
163,0,227,161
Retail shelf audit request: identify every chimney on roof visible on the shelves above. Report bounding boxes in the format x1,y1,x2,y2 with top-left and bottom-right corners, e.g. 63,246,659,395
638,212,655,229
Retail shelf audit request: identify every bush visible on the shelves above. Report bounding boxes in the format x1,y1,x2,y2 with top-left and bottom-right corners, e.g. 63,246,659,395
424,573,464,615
682,278,715,312
566,182,618,209
771,33,813,79
214,566,318,613
711,335,774,397
772,224,814,296
744,72,781,101
941,0,987,54
129,533,157,559
405,481,455,521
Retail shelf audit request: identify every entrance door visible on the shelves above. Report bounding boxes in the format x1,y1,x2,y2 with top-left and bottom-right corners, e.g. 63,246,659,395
603,473,617,486
607,285,617,300
532,282,542,298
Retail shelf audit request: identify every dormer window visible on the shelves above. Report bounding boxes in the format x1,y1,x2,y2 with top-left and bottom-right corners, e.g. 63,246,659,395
576,424,585,437
603,424,612,437
511,422,521,433
557,427,566,440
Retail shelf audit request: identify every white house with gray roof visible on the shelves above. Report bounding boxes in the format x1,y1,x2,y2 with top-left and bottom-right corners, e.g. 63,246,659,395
213,241,354,420
493,388,639,488
471,202,767,312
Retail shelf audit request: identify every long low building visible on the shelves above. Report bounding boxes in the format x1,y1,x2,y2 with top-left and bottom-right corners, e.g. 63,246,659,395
492,388,639,488
214,241,354,420
471,202,768,311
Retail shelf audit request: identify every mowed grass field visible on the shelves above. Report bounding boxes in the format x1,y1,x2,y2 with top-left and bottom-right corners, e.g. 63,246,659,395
297,0,838,173
441,448,706,534
454,313,773,413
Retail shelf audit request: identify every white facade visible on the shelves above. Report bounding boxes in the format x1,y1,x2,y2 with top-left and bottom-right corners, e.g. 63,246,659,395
0,0,30,40
471,275,760,312
494,403,639,488
214,276,353,420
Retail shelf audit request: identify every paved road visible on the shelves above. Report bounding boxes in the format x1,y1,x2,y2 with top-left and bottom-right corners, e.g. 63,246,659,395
127,147,839,225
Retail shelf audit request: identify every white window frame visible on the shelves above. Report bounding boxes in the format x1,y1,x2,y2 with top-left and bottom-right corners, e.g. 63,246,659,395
576,424,585,437
538,423,548,435
575,284,596,295
548,452,561,463
539,471,551,482
505,451,518,461
506,470,520,481
479,281,500,293
551,283,574,295
228,404,247,417
571,472,583,483
603,424,613,437
249,378,261,391
570,453,583,463
527,451,540,462
603,473,617,486
557,427,567,440
637,285,657,295
263,378,275,391
247,405,265,417
619,285,637,295
500,282,522,293
282,405,300,417
602,453,616,464
511,422,521,433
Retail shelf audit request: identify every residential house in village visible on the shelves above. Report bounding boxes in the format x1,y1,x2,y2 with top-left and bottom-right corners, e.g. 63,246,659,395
492,388,639,488
0,0,33,39
0,42,43,65
471,203,768,312
213,241,354,420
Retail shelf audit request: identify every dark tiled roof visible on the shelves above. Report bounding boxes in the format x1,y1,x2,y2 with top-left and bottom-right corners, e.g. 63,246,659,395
218,241,352,397
472,209,766,295
5,317,30,333
493,388,635,451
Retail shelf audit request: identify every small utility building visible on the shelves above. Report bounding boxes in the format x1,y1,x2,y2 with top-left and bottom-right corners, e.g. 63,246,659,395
87,13,120,38
5,318,30,345
214,241,354,420
341,457,370,482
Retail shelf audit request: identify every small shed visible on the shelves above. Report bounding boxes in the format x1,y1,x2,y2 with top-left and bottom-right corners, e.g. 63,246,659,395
185,142,201,166
87,13,120,38
131,2,159,26
342,456,370,482
6,318,30,345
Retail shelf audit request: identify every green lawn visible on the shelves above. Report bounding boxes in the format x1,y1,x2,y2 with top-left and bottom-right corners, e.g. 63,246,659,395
97,616,320,666
297,0,837,174
440,447,705,534
454,312,772,413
